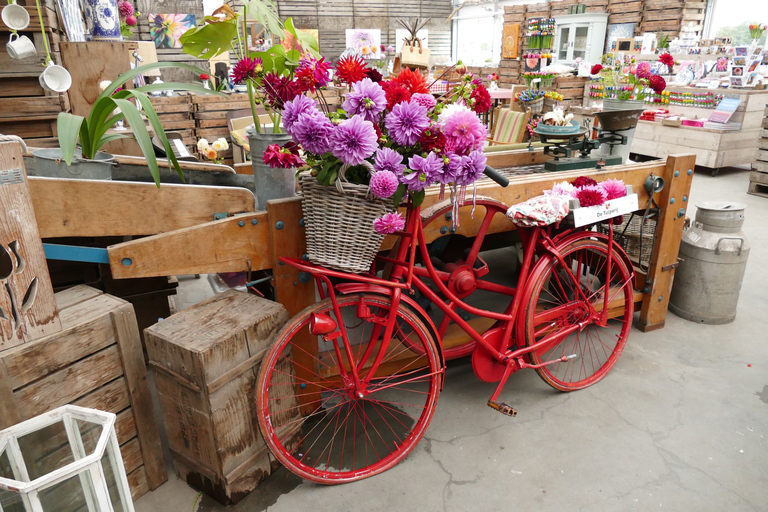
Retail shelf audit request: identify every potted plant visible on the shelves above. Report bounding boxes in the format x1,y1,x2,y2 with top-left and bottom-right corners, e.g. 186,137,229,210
180,2,320,207
34,62,223,184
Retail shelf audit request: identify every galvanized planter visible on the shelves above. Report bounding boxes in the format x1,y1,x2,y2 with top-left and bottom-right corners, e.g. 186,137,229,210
0,405,135,511
31,149,114,180
669,201,750,324
248,130,295,210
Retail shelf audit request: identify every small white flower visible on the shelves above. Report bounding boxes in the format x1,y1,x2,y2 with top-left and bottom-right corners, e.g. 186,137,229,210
212,138,229,151
197,138,210,152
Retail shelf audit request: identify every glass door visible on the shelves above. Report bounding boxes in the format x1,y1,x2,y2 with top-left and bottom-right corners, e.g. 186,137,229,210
573,25,589,61
558,26,571,60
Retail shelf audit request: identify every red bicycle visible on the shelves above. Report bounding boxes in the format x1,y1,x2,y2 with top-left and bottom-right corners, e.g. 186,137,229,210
256,168,636,484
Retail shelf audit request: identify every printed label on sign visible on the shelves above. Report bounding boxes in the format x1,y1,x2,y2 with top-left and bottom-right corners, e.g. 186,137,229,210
571,194,639,227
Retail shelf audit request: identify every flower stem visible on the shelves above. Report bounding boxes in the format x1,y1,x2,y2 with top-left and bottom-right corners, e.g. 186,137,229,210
247,80,261,133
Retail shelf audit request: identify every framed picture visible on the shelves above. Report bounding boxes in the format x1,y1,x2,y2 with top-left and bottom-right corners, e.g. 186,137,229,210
734,46,749,57
733,56,746,66
731,65,744,77
729,76,743,87
607,23,635,47
747,59,760,73
148,14,196,48
753,46,764,56
502,24,520,59
346,29,381,55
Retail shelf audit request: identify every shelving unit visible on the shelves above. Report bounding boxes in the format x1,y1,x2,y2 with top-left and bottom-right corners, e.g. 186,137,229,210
749,105,768,197
552,13,608,65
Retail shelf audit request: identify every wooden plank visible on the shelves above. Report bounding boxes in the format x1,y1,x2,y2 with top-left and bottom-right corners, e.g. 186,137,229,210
13,345,124,418
0,142,62,349
749,170,768,185
115,408,137,444
747,181,768,198
0,76,46,97
638,154,696,332
0,5,59,32
127,465,150,501
107,212,269,279
72,377,131,414
111,301,167,490
53,284,103,310
29,177,256,238
120,437,143,474
0,360,21,429
0,95,67,118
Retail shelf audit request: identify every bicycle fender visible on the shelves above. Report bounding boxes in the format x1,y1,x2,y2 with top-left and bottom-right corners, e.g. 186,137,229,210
334,283,446,378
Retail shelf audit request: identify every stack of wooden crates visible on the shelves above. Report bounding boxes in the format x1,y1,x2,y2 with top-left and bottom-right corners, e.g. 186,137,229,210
0,141,166,501
748,104,768,198
0,0,69,148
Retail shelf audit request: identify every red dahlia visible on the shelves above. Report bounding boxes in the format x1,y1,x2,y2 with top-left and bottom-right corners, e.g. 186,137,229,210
335,55,368,84
649,74,666,94
418,124,446,153
200,73,210,80
470,84,492,113
261,73,300,110
364,67,383,83
381,81,412,110
659,52,674,68
591,64,603,75
395,67,430,94
262,142,305,169
571,176,598,188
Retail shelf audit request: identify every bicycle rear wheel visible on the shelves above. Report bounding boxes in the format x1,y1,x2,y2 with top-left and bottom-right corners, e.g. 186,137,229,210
256,294,442,484
522,238,633,391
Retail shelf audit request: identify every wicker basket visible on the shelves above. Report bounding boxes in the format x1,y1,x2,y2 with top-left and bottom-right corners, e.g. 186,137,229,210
543,97,560,112
522,97,544,114
603,214,657,268
299,163,394,274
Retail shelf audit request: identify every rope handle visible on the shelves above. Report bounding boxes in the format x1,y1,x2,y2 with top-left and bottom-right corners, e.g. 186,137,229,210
405,37,424,54
335,160,376,195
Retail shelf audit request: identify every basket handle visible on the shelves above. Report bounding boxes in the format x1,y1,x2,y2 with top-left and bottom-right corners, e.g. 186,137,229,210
408,38,423,54
336,160,377,195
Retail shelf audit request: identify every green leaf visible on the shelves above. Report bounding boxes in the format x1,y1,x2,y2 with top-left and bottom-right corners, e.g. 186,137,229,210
243,0,284,39
112,98,163,187
179,19,239,60
284,17,320,57
56,112,85,164
251,46,287,76
411,189,425,207
393,184,407,207
136,82,226,97
96,133,128,148
127,90,184,181
99,62,216,98
285,49,301,68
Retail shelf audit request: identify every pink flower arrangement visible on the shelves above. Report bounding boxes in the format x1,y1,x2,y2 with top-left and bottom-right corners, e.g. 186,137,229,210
599,179,627,200
374,212,406,234
575,185,608,207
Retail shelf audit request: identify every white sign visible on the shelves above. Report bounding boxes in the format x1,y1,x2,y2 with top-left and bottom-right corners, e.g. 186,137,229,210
571,194,639,227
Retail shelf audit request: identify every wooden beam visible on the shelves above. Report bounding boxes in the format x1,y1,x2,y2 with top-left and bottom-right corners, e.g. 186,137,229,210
114,155,236,173
638,154,696,331
107,213,269,279
30,177,257,238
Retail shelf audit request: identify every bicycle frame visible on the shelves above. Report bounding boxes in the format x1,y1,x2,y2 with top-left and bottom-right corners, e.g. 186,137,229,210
281,201,627,376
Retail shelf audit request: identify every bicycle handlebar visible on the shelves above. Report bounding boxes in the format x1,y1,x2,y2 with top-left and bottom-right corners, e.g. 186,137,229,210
483,165,509,188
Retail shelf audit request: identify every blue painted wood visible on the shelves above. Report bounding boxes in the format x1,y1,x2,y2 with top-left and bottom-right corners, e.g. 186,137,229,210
43,244,110,263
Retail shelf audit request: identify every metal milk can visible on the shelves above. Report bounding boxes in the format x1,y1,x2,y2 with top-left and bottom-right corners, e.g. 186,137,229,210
669,201,750,324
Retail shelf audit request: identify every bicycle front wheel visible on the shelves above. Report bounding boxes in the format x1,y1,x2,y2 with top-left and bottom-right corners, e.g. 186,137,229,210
522,238,634,391
256,294,442,484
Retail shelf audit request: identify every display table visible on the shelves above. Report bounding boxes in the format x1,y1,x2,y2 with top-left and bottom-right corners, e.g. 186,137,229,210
631,87,768,175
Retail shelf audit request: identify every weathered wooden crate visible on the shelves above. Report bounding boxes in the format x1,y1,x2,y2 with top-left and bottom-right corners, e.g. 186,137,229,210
0,285,167,500
145,290,298,504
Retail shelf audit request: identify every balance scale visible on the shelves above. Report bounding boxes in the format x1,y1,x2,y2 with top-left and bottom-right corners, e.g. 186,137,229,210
535,109,645,172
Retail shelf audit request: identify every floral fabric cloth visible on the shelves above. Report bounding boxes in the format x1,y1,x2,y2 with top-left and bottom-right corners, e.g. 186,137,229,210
506,195,570,227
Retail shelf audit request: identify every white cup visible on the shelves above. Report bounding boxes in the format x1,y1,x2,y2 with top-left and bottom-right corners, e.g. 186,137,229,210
6,33,36,60
1,3,30,31
39,61,72,93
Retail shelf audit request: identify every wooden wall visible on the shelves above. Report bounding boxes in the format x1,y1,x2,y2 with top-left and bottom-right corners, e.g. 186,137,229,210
277,0,453,61
499,0,706,88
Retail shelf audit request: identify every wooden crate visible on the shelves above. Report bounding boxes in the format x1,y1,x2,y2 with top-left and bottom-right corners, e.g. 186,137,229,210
748,112,768,198
0,285,167,500
145,290,297,504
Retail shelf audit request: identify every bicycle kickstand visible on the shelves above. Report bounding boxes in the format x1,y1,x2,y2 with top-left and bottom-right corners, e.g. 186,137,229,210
487,361,518,417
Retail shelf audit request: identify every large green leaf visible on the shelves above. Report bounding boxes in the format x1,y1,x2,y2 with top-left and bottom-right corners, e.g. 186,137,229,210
251,45,287,76
126,90,184,181
87,96,120,155
100,62,216,98
179,19,239,59
56,112,85,164
112,98,163,187
285,17,319,58
135,82,226,97
243,0,284,39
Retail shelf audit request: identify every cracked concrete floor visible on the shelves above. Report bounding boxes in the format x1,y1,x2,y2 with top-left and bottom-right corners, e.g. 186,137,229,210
135,165,768,512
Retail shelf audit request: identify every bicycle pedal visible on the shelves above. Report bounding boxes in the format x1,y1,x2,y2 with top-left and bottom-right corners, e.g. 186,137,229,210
487,400,517,417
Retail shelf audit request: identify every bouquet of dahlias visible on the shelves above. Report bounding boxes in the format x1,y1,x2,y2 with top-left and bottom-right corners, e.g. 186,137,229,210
197,137,229,164
265,63,493,237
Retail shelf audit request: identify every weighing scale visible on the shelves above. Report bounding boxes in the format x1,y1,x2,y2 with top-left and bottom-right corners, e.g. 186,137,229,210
535,109,645,172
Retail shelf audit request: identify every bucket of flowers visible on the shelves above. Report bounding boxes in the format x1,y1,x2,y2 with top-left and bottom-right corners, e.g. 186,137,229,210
514,89,545,114
543,90,563,111
265,64,492,273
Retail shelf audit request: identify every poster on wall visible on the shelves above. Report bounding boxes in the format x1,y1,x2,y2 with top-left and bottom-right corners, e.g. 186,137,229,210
346,29,382,57
148,14,197,49
607,23,635,48
502,24,520,59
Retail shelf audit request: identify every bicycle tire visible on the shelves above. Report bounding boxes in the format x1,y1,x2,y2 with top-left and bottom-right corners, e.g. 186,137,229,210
256,294,442,484
521,238,633,391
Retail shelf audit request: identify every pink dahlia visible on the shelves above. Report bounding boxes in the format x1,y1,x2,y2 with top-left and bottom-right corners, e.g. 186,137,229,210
125,15,136,26
402,152,444,191
330,115,378,166
599,179,627,200
374,212,406,235
385,100,430,146
369,170,399,198
295,56,331,93
410,92,437,110
118,0,134,18
282,95,319,136
292,112,334,155
374,147,406,176
343,78,387,123
571,176,598,188
447,150,487,187
575,185,608,207
439,105,487,154
635,61,651,79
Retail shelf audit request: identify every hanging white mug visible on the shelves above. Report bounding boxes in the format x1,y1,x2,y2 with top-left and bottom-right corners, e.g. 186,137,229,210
1,3,30,31
6,33,36,60
39,61,72,93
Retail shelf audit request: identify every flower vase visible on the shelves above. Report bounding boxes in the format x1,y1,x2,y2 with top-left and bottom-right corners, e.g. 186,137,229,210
202,80,210,90
248,130,296,210
542,76,554,87
84,0,123,41
490,80,498,91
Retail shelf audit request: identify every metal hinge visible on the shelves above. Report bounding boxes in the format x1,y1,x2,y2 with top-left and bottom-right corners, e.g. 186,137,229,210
662,258,683,272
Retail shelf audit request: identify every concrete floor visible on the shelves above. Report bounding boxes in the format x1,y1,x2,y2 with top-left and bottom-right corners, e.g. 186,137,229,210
135,165,768,512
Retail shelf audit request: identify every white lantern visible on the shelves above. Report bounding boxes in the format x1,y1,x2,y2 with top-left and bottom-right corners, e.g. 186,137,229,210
0,405,135,512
